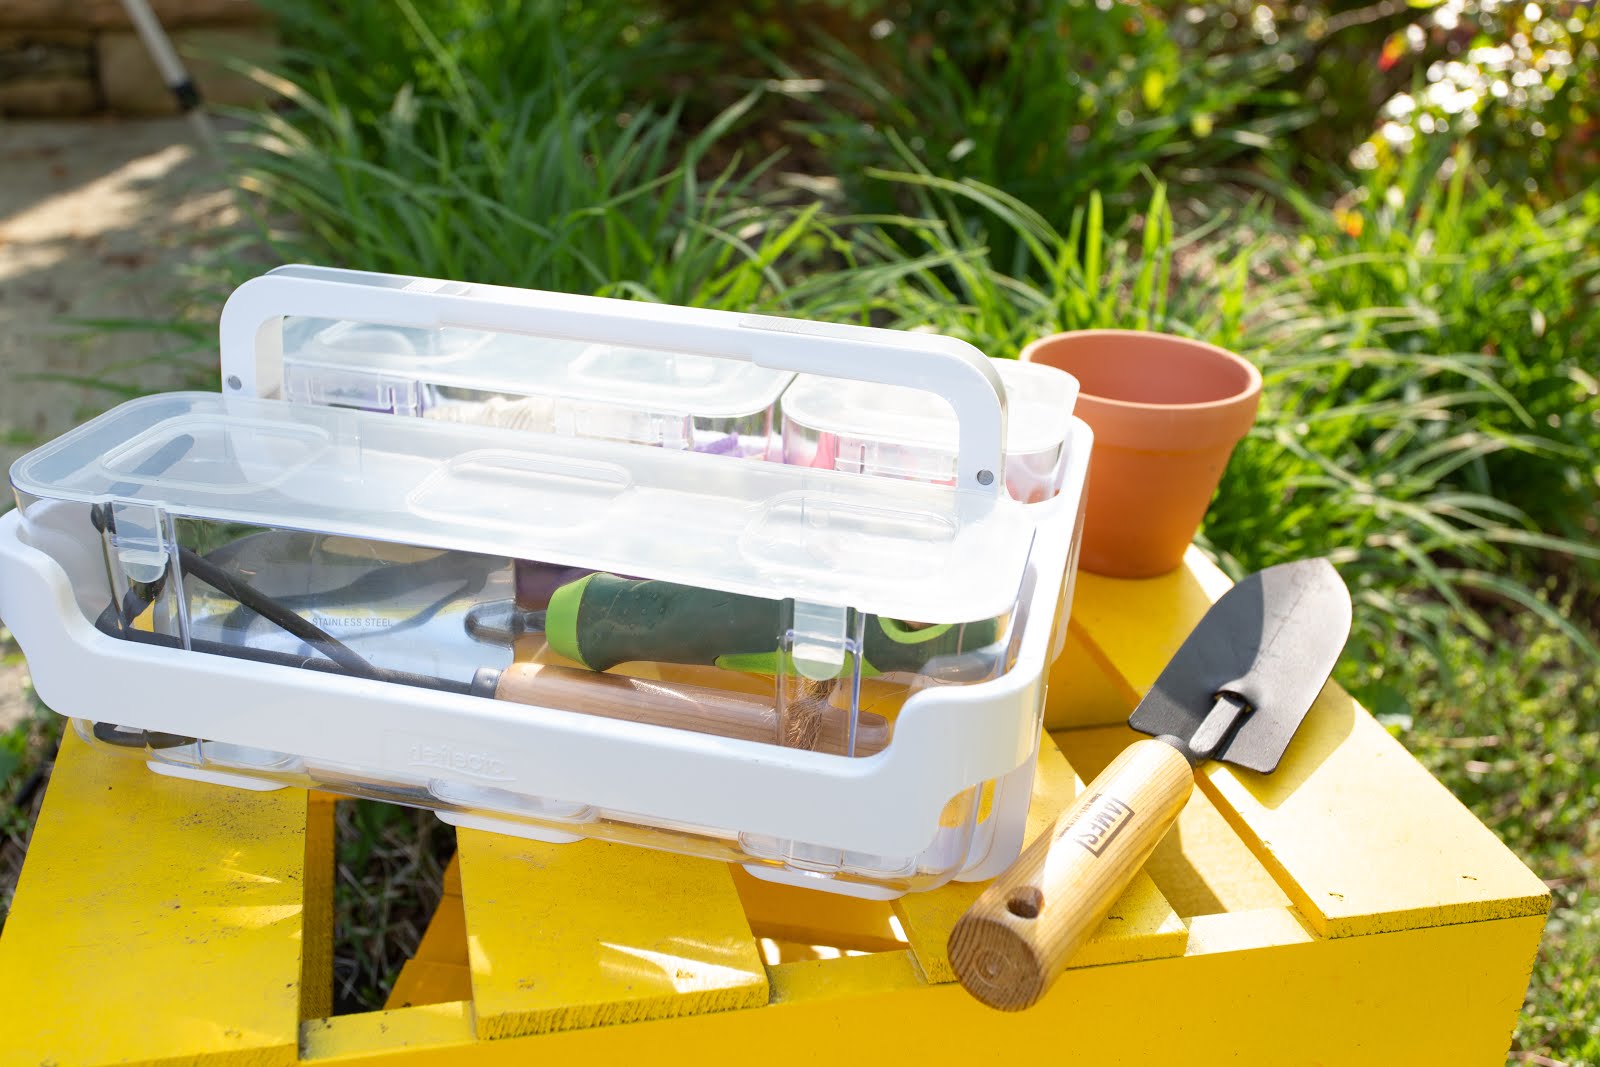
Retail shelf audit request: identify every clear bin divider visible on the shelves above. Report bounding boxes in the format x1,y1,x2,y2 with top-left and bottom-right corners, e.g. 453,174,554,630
98,500,187,646
777,602,866,756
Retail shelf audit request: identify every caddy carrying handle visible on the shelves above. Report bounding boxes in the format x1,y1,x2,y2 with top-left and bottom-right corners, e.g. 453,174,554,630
947,738,1194,1010
219,267,1008,495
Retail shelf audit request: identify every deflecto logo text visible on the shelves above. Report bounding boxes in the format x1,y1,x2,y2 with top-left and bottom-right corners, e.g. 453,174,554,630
408,741,513,781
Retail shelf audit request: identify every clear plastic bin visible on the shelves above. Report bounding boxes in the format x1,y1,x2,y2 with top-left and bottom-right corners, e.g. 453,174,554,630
3,389,1086,896
780,357,1079,502
1,276,1090,897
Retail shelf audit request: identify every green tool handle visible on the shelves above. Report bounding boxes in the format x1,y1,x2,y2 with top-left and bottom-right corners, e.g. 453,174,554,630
543,572,998,675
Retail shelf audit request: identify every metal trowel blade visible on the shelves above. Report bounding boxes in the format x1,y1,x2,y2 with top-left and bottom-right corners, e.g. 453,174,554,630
1127,558,1353,773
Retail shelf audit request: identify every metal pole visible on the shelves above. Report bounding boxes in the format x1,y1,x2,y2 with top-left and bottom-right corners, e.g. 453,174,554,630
116,0,220,153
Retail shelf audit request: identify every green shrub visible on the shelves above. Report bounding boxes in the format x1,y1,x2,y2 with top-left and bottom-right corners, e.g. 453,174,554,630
256,0,679,119
1354,0,1600,199
797,0,1307,247
233,3,835,310
1273,139,1600,541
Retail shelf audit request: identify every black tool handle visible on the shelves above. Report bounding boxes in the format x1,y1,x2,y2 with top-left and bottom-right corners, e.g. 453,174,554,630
545,573,997,675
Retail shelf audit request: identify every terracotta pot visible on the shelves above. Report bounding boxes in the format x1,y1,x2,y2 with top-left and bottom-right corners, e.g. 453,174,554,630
1020,330,1261,579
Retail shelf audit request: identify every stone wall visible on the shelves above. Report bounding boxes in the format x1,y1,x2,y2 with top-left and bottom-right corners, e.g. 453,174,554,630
0,0,275,116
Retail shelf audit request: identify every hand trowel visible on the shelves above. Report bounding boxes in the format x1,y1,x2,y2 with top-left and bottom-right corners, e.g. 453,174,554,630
948,557,1353,1010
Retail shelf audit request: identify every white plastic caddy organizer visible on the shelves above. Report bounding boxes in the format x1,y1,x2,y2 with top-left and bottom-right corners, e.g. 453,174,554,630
0,269,1091,898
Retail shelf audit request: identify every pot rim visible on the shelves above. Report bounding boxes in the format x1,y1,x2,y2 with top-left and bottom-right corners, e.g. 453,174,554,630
1018,329,1262,413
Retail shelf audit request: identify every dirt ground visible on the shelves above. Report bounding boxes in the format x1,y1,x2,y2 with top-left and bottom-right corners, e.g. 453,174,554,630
0,115,237,731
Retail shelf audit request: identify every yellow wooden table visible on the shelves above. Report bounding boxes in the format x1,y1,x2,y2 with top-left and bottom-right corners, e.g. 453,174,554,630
0,550,1550,1066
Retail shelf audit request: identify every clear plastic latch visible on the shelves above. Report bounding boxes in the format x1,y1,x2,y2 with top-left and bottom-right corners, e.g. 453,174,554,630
788,600,849,680
106,501,169,589
777,601,867,757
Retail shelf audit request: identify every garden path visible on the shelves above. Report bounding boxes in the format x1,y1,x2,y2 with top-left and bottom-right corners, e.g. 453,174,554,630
0,116,235,730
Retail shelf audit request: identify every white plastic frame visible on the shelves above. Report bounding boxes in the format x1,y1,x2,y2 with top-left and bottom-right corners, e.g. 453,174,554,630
220,267,1009,496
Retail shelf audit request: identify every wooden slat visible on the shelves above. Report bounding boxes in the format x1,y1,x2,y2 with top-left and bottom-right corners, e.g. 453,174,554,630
302,791,339,1021
1043,623,1138,730
386,855,470,1009
454,830,769,1038
386,960,473,1010
1072,548,1551,937
893,730,1186,982
301,1001,474,1060
730,866,906,954
0,730,308,1066
287,915,1546,1065
412,872,466,970
1201,684,1551,935
441,852,462,896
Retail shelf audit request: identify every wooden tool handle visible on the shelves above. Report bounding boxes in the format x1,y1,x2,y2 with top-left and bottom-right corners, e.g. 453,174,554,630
493,662,890,757
948,738,1194,1010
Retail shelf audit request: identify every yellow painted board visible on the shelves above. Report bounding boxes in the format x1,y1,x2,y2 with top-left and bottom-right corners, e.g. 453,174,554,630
767,948,926,1004
1043,622,1139,730
894,730,1186,982
453,830,769,1039
302,792,338,1022
386,960,474,1011
1053,725,1290,917
1070,544,1234,670
293,914,1544,1066
1073,547,1551,937
385,853,468,1010
411,883,467,969
730,866,907,953
303,1002,475,1059
1199,683,1552,936
0,730,308,1067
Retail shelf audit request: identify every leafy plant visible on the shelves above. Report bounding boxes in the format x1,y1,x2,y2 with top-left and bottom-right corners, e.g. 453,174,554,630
805,151,1252,352
256,0,680,123
1358,0,1600,198
1393,608,1599,1062
1272,139,1600,542
795,0,1308,248
231,3,838,311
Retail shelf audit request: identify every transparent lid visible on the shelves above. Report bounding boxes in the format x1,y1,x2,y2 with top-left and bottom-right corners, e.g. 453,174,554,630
12,393,1035,624
281,317,793,419
781,358,1078,456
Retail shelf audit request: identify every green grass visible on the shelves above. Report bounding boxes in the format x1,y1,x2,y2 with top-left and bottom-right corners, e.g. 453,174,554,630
1395,608,1600,1063
1272,140,1600,542
231,0,842,310
795,0,1307,247
331,800,456,1013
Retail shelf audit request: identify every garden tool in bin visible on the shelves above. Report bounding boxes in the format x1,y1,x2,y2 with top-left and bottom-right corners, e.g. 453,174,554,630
950,557,1353,1009
88,527,915,758
467,573,1000,676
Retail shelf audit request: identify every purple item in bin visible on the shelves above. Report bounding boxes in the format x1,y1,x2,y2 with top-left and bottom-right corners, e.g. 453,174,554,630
515,560,604,611
695,433,744,457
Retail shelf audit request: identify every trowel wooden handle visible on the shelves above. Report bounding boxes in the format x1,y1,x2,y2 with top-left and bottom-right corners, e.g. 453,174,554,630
493,662,890,756
948,738,1194,1010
